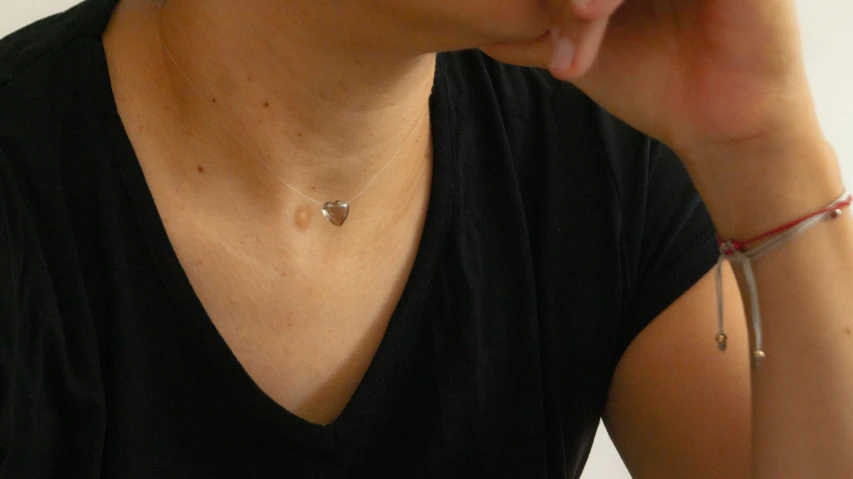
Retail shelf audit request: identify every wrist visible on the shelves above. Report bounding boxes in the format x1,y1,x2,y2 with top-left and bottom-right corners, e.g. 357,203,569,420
680,133,845,239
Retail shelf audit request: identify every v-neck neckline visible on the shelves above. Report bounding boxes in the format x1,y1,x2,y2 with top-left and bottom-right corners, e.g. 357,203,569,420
89,38,458,450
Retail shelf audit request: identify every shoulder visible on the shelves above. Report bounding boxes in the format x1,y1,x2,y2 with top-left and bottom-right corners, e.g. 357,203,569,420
0,0,114,128
437,50,718,348
0,0,117,196
437,49,657,215
0,0,114,88
436,50,560,108
439,50,649,160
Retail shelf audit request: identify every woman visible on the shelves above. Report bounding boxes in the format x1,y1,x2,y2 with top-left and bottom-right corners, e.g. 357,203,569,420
0,0,850,477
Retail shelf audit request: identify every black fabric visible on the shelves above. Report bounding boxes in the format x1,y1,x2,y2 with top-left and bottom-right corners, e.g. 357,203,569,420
0,1,719,477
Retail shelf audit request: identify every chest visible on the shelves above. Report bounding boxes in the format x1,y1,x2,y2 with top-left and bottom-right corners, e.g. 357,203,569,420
54,135,625,479
158,195,431,425
93,210,621,478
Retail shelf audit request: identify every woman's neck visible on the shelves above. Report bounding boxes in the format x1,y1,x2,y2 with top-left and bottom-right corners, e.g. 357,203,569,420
112,0,437,199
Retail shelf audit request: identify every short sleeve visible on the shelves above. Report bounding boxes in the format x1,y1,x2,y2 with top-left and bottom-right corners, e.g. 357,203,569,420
616,138,720,355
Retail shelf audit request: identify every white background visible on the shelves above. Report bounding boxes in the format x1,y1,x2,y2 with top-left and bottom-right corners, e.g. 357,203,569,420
2,1,851,478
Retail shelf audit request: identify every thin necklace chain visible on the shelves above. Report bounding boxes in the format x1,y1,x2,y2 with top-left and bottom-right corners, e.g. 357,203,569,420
161,44,427,207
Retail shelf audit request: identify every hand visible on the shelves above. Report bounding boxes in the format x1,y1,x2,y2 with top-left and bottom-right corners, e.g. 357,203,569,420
482,0,821,163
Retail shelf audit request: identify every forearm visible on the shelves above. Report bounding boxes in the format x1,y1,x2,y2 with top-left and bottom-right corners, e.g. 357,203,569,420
746,210,853,478
685,137,853,478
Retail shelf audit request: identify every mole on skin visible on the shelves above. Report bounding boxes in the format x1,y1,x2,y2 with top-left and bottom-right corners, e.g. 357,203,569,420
197,165,205,173
294,205,312,230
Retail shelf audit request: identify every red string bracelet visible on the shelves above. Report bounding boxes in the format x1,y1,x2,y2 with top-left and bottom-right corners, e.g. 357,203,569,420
717,193,853,255
714,190,852,367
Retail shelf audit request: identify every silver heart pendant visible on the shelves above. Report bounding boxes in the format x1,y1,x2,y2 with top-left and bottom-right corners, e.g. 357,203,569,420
322,200,350,226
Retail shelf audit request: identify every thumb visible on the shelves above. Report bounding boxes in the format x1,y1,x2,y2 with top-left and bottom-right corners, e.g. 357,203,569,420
547,8,610,81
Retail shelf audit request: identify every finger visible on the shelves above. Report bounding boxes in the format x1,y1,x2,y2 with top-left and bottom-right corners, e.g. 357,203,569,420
571,0,626,21
548,15,610,81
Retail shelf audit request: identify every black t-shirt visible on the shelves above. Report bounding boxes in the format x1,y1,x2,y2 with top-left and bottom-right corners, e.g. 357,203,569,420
0,0,719,477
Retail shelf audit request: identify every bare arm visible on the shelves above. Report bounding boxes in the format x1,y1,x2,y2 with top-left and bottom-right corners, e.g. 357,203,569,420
691,137,853,478
607,138,852,478
604,263,752,479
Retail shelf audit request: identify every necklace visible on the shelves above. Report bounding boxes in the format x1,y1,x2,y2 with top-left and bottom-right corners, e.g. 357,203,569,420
161,45,427,227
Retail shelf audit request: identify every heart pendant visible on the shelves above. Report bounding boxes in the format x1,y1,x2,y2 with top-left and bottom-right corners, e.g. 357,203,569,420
322,200,350,226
